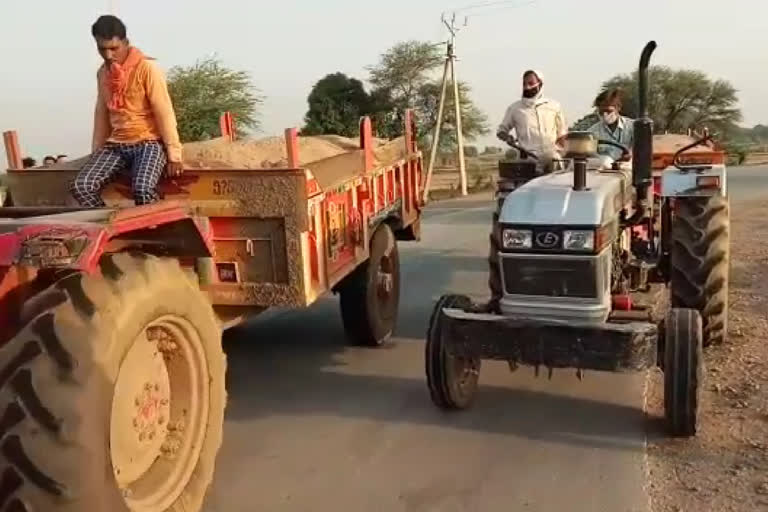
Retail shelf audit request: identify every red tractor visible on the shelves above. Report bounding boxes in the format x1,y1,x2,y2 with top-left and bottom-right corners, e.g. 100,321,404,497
0,112,423,510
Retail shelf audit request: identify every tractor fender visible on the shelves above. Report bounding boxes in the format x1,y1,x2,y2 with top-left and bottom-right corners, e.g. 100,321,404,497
0,201,213,273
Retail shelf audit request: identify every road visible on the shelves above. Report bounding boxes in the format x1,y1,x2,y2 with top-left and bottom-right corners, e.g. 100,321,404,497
203,166,767,512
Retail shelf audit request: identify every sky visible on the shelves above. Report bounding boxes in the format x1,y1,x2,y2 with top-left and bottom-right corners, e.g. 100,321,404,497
1,0,767,165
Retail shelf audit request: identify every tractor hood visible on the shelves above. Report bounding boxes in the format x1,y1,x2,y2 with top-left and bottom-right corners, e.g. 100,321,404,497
498,169,630,226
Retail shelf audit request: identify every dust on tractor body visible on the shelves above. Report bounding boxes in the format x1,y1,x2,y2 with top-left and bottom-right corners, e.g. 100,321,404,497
426,40,729,437
0,112,423,510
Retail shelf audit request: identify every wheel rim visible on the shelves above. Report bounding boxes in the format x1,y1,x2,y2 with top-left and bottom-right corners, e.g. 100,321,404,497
110,315,210,510
449,355,478,393
375,233,398,322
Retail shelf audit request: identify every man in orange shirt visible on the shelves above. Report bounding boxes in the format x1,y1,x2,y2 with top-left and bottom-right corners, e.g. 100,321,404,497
70,15,183,207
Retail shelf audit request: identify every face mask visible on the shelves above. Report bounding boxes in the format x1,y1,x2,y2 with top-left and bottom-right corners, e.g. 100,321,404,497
602,111,619,125
522,84,541,99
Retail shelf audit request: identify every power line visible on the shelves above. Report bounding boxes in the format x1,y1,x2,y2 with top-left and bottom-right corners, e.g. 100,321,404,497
461,1,537,18
452,0,537,14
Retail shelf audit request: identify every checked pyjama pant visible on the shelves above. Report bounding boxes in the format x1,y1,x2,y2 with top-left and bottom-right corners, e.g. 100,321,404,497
69,140,167,207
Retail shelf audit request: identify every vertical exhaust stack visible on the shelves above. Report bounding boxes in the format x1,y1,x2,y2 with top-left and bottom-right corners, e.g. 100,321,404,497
573,159,587,191
632,41,657,200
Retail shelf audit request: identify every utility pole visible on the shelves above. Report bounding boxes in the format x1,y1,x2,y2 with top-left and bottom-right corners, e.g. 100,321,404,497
422,12,468,204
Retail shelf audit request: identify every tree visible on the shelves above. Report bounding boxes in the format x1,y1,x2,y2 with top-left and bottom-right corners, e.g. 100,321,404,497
167,57,263,142
368,41,443,109
302,73,372,137
413,80,489,147
366,40,489,145
599,66,741,134
464,145,479,157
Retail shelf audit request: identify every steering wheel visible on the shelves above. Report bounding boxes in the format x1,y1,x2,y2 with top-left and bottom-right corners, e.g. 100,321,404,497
597,139,631,161
504,138,539,161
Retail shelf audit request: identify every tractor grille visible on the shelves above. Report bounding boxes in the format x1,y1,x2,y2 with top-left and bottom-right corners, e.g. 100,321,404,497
501,255,601,299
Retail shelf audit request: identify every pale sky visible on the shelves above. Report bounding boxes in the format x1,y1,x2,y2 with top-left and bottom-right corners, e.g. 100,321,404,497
1,0,767,165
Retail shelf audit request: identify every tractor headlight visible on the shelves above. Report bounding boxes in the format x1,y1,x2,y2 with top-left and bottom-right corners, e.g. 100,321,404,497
563,230,595,251
502,229,532,249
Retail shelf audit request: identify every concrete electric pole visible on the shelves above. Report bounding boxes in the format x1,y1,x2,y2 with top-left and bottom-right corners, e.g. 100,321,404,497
422,12,469,204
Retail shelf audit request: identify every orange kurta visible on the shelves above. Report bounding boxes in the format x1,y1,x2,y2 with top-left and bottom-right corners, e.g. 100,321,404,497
92,58,182,162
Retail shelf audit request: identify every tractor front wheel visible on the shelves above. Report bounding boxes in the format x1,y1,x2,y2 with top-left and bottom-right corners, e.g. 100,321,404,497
663,308,703,437
425,294,481,410
0,253,226,511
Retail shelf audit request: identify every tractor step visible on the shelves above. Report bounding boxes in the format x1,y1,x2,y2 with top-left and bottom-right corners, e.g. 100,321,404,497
439,308,658,372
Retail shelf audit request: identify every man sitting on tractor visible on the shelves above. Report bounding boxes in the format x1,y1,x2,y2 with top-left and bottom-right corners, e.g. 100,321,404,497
70,15,183,208
588,88,634,163
495,69,567,170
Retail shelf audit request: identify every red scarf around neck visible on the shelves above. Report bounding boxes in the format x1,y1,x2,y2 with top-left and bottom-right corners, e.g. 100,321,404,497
107,46,145,110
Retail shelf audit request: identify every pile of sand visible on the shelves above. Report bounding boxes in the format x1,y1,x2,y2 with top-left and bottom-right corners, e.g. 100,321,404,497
48,134,409,171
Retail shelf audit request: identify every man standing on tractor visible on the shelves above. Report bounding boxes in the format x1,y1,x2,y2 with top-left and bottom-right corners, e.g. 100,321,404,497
70,15,183,208
588,88,634,162
495,70,567,168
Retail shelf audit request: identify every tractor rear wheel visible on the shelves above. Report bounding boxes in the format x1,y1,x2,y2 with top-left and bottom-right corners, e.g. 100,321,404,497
425,294,480,410
0,253,226,511
670,195,730,346
663,308,703,437
339,223,401,346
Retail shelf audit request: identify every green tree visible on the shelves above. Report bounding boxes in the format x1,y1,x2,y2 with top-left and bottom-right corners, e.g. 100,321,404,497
367,40,489,144
464,145,479,157
302,73,372,137
414,80,489,147
599,66,741,134
368,41,443,108
167,57,263,142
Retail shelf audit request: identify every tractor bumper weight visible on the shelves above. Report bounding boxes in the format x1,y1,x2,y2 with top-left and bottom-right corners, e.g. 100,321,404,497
439,307,659,373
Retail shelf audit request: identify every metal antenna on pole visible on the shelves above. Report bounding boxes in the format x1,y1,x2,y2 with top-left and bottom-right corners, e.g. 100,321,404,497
422,11,469,203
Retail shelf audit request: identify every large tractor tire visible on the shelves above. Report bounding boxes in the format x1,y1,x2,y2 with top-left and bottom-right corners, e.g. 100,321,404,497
339,223,401,346
670,195,729,346
425,294,480,410
663,308,703,437
0,253,226,511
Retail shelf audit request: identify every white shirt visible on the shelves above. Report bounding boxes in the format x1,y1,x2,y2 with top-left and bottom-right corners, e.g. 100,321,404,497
588,115,635,160
497,96,568,158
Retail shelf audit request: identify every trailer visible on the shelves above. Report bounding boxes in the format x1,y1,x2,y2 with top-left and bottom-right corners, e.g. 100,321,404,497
0,111,423,511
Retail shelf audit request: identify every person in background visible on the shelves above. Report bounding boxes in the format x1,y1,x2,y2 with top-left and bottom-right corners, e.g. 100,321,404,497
69,14,183,208
496,69,568,165
588,88,634,161
56,154,68,163
42,155,56,167
21,157,36,169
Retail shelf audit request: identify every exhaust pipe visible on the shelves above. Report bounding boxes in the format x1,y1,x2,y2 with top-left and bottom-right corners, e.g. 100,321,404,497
632,40,657,194
573,159,586,191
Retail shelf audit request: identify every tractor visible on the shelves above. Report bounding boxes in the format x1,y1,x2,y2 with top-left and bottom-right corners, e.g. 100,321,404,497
425,40,729,437
0,112,423,510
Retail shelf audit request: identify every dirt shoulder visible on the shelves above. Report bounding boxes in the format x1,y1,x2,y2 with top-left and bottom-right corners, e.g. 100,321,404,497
647,198,768,512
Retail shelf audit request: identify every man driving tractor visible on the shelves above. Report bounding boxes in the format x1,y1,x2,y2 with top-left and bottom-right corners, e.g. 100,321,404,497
588,88,634,162
70,15,183,208
496,69,568,169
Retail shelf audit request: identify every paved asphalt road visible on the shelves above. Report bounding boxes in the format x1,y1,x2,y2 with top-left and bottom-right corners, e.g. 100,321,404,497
204,166,767,512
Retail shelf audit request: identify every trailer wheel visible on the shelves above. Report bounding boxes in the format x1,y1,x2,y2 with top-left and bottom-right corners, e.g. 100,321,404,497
670,195,729,346
663,308,703,437
425,294,480,410
339,223,401,346
0,253,226,511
